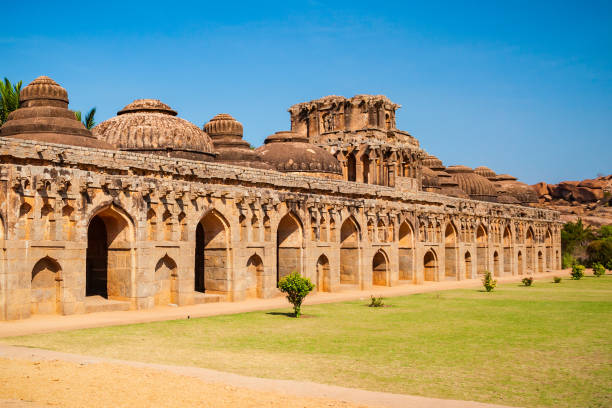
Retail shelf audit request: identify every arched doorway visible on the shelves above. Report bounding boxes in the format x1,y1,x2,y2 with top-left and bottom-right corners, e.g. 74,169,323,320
340,216,360,284
545,230,552,271
346,153,356,182
476,225,487,275
31,257,61,315
277,213,303,283
445,223,458,279
398,221,414,281
526,228,535,273
538,251,544,273
464,251,472,279
154,255,177,306
195,210,230,293
503,226,512,275
246,254,264,299
493,251,501,277
86,206,132,299
424,250,437,281
316,254,331,292
372,250,388,286
517,251,524,275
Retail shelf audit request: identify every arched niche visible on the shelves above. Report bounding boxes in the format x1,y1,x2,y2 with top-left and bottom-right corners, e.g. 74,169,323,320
372,250,388,286
86,205,134,299
444,223,458,279
503,226,512,275
398,221,414,281
464,251,472,279
476,224,488,275
493,251,501,277
424,249,437,281
316,254,331,292
545,229,553,271
246,254,264,299
537,250,544,273
517,251,524,275
277,212,303,283
31,257,62,315
526,227,535,273
154,255,178,306
346,152,356,182
340,216,360,284
195,209,231,293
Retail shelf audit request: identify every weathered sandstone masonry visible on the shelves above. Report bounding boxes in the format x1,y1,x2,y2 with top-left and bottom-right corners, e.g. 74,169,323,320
0,137,561,320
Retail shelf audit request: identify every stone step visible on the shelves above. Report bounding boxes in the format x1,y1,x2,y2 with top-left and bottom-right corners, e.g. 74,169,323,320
193,292,224,304
84,296,131,313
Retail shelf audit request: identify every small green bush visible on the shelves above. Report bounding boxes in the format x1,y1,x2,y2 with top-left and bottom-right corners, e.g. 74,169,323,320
570,264,585,280
482,271,497,292
522,277,534,286
369,295,384,307
278,272,314,317
562,252,576,269
592,262,605,277
553,276,562,283
606,259,612,271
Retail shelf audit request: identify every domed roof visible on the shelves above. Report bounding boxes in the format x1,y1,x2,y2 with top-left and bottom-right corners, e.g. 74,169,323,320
494,174,538,204
93,99,214,161
0,76,115,149
436,170,470,199
203,114,272,170
474,166,496,180
255,131,342,178
422,154,445,171
495,174,518,182
445,165,498,202
421,167,440,190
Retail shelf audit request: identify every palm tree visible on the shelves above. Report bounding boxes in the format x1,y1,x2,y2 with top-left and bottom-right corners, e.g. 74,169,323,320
74,107,97,129
0,78,23,125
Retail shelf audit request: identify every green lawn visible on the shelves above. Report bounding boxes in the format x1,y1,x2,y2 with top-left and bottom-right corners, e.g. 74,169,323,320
6,276,612,408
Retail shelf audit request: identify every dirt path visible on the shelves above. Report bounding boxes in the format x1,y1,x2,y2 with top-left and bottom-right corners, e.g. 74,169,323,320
0,271,564,338
0,344,518,408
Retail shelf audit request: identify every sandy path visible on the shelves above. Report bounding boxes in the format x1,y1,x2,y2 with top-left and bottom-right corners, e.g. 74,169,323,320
0,271,563,338
0,344,518,408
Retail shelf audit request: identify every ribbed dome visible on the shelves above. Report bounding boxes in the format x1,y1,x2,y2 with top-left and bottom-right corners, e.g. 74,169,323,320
203,113,272,169
255,131,342,179
421,167,440,191
422,154,445,171
0,76,115,149
445,165,498,202
474,166,496,180
93,99,214,161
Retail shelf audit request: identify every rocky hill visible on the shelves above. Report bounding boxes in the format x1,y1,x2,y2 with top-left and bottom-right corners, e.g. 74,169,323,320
531,175,612,227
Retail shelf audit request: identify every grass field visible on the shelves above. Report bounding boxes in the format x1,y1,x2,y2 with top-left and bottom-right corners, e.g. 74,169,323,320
5,275,612,408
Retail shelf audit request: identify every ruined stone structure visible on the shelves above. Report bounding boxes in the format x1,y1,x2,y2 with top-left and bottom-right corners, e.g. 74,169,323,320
0,77,562,320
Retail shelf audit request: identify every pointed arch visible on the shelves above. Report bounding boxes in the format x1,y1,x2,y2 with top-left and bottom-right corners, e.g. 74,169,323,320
246,254,264,299
464,251,472,279
346,152,356,182
316,254,331,292
526,227,535,273
503,225,512,275
31,256,62,315
537,250,544,273
493,251,501,277
277,212,303,283
340,215,360,284
545,228,553,271
195,209,231,293
517,251,524,275
445,222,458,279
154,255,178,306
372,250,388,286
476,224,488,275
424,249,437,281
398,220,414,281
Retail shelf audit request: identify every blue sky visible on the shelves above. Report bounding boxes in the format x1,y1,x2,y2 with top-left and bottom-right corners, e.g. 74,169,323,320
3,1,611,184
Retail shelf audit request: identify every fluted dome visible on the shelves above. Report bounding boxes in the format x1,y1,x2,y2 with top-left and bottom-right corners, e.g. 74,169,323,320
0,76,114,149
203,114,272,169
422,154,445,171
436,170,470,199
474,166,496,180
93,99,214,161
445,165,498,202
494,174,538,204
255,131,342,179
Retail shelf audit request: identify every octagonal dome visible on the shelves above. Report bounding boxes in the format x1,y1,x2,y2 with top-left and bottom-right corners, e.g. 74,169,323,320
93,99,215,161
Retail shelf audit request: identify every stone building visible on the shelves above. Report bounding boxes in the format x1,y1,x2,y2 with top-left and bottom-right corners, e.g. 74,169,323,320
0,77,562,320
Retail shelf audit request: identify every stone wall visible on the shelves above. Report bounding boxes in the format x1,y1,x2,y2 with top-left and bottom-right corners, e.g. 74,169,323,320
0,137,562,320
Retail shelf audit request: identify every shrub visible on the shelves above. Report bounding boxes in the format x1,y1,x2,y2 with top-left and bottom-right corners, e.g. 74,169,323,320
278,272,314,318
553,276,562,283
369,295,384,307
607,259,612,271
592,262,605,277
482,271,497,292
522,277,534,286
586,239,612,267
570,264,585,280
562,252,576,269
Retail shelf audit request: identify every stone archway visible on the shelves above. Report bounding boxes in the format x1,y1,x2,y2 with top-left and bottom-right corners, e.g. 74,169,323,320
545,229,552,271
503,226,512,275
154,255,178,306
277,212,303,283
445,223,458,279
86,206,133,300
340,216,360,284
195,210,230,294
398,221,414,281
493,251,501,277
372,250,388,286
464,251,472,279
316,254,331,292
246,254,264,299
538,251,544,273
526,228,535,273
517,251,524,275
31,257,62,315
476,224,487,275
424,250,437,281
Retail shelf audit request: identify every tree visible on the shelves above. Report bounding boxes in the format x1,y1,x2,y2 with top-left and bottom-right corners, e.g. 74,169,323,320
0,78,23,125
561,219,594,254
74,107,97,129
278,272,314,317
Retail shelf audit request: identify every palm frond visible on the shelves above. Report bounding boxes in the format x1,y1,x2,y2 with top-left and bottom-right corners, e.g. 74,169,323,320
84,107,96,130
0,78,22,124
74,111,82,122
